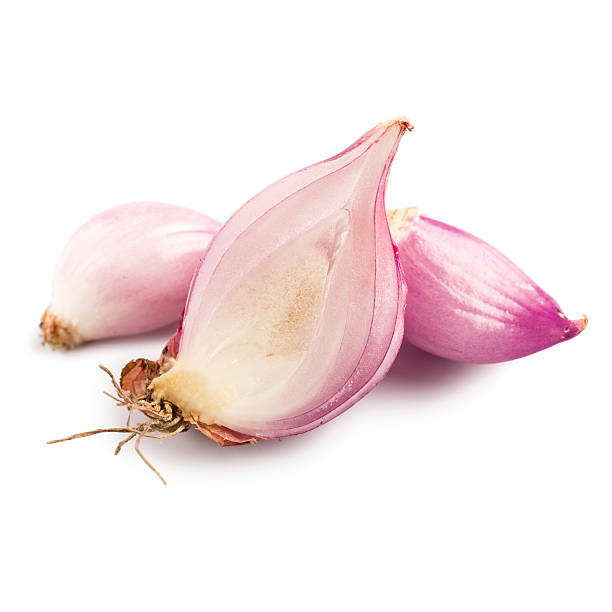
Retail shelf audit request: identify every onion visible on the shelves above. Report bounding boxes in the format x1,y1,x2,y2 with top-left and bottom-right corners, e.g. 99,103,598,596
387,207,587,363
41,202,220,348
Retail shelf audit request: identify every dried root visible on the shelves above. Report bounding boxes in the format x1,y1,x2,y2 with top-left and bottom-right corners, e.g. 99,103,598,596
47,364,191,485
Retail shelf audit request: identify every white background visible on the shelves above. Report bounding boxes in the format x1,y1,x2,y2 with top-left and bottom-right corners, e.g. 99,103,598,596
1,1,610,610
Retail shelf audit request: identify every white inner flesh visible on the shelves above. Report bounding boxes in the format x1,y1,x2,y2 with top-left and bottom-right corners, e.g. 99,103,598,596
151,211,350,427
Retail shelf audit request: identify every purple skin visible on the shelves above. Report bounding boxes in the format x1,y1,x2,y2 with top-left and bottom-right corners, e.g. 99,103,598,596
392,213,587,364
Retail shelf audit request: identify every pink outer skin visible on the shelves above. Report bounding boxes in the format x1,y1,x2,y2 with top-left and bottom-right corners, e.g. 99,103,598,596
167,120,410,439
50,202,220,340
396,215,586,364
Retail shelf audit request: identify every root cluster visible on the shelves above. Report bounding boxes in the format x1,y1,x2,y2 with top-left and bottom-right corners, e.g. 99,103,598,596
47,365,190,485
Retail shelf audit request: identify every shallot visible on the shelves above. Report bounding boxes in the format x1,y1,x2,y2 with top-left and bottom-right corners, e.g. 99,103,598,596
41,202,220,348
146,118,411,440
387,207,587,363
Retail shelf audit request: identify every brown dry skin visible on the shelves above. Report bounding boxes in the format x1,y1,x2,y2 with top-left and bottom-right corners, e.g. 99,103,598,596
120,358,161,396
194,422,259,447
40,309,83,349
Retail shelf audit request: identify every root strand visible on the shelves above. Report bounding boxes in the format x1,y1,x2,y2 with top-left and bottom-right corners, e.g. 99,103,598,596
47,363,190,485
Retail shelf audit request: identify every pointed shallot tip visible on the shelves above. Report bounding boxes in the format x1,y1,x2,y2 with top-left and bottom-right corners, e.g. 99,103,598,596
39,309,82,350
561,314,588,342
383,116,414,132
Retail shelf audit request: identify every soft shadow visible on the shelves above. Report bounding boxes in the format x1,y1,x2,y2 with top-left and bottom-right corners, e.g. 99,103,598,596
157,426,316,466
118,420,332,483
84,323,179,352
161,345,486,468
377,342,483,395
37,328,488,475
31,322,179,356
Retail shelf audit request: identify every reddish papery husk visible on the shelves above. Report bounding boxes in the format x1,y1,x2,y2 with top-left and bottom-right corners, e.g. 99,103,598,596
120,119,411,443
387,208,587,363
41,202,220,348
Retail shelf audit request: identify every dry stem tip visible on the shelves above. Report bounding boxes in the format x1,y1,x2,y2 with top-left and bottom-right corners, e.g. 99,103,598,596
40,309,83,350
383,116,414,132
386,207,419,241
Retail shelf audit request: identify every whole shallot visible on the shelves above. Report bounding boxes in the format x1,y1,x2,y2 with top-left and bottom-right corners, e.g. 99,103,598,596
387,207,587,363
41,202,220,348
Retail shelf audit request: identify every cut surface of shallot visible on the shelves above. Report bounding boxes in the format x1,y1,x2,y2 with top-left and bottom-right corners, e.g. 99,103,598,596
138,119,411,440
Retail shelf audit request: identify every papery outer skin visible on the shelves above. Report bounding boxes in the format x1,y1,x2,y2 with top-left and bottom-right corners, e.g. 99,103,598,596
44,202,220,345
151,119,411,439
388,208,587,364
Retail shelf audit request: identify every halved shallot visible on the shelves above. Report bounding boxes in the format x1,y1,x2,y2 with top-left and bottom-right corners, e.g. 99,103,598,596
40,202,220,348
147,119,410,439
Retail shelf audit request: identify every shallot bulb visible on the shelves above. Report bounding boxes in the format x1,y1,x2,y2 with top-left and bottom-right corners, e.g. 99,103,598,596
41,202,220,348
387,207,587,363
118,119,411,447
